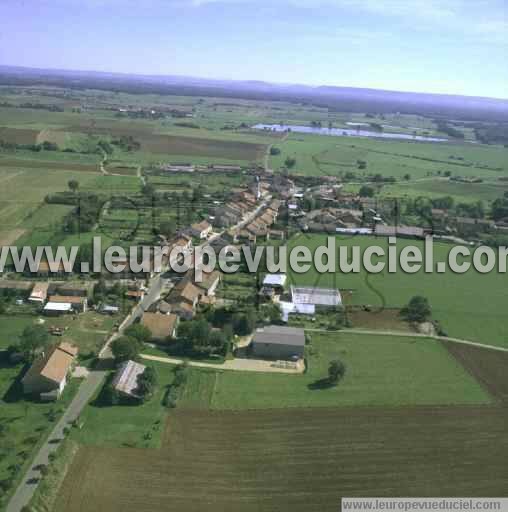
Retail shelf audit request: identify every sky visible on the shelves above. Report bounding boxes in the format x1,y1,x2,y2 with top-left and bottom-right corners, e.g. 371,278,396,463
0,0,507,99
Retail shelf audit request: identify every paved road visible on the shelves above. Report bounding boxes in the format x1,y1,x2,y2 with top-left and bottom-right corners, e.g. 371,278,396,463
6,370,107,512
305,327,508,353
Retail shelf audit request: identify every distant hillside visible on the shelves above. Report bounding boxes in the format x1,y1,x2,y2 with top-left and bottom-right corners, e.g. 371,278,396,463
1,65,507,122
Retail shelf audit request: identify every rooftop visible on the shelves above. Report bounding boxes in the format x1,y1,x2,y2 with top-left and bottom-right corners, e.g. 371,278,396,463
142,312,178,339
44,302,73,312
22,342,78,385
253,325,305,347
111,360,146,399
263,274,287,287
290,286,342,307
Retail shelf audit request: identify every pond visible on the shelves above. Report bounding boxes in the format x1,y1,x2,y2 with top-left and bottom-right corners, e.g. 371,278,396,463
252,123,449,142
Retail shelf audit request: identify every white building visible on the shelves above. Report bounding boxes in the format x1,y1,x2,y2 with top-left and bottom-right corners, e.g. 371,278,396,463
290,286,342,307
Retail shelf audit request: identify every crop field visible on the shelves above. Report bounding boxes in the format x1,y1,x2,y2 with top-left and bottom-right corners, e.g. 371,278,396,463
287,234,508,348
380,178,508,203
136,133,266,162
0,166,99,246
0,126,40,145
268,132,508,183
54,405,508,512
0,156,99,173
202,333,490,410
147,172,247,194
443,341,508,403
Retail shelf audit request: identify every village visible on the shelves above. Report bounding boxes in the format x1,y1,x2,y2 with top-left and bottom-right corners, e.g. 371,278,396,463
2,162,508,406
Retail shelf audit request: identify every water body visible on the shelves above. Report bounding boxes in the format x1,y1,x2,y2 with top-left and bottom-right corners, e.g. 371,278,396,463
252,123,448,142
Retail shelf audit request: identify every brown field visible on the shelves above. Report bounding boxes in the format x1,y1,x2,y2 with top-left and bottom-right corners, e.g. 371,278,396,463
64,120,155,137
105,164,139,176
0,157,99,173
0,126,40,145
36,128,69,146
444,341,508,403
55,406,508,512
0,229,25,246
137,133,266,160
347,307,413,331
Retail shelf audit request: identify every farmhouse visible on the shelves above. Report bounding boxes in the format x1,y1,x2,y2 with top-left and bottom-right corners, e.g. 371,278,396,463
291,286,342,307
189,220,213,239
251,325,305,360
141,312,179,341
186,270,221,297
29,282,49,303
22,342,78,400
168,280,202,308
111,360,147,400
171,235,192,251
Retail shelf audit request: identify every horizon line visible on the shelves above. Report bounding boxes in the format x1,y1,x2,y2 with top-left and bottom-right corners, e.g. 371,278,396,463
1,63,507,103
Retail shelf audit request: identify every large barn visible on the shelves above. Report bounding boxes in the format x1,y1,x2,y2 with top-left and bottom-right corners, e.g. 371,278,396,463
251,325,305,360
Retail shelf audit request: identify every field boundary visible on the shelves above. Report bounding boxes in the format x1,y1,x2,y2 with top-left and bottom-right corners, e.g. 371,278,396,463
304,328,508,353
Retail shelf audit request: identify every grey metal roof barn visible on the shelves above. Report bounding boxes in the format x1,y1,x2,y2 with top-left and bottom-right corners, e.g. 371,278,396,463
251,325,305,360
253,325,305,346
111,360,146,399
290,286,342,307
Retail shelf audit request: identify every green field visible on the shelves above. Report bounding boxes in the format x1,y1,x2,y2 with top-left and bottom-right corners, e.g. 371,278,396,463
180,333,491,410
68,361,174,449
0,316,39,349
268,132,508,185
0,357,80,510
286,234,508,348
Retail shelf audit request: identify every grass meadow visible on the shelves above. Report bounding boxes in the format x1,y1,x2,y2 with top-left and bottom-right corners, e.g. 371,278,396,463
287,234,508,348
197,332,491,410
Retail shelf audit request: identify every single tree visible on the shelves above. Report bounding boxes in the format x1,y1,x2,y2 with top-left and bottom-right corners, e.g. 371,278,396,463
284,157,296,169
158,220,176,239
136,366,157,400
19,325,50,361
124,324,152,344
110,336,141,363
328,360,346,385
359,185,375,198
400,296,431,323
68,179,79,193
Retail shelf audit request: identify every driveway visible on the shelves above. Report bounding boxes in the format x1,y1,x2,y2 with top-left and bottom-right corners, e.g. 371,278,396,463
140,353,304,374
6,370,107,512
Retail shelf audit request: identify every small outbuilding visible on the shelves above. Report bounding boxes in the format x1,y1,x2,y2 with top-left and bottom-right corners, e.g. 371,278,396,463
111,360,147,400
